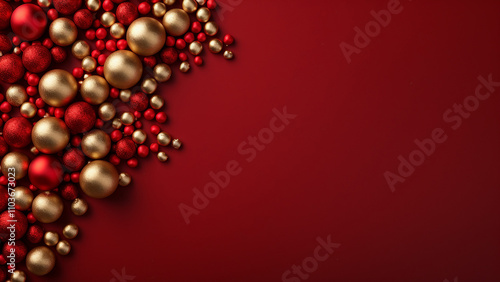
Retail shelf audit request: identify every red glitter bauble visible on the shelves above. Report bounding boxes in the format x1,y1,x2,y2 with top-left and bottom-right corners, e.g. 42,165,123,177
73,9,93,29
0,186,7,211
2,240,26,263
51,46,67,63
116,2,138,25
0,34,11,53
22,45,51,73
64,102,96,133
161,48,178,64
53,0,82,15
0,137,7,158
28,155,64,191
129,92,148,111
10,4,47,41
0,54,24,83
3,117,32,148
116,137,136,159
62,148,85,171
60,183,78,201
0,1,12,30
26,225,43,244
0,210,27,241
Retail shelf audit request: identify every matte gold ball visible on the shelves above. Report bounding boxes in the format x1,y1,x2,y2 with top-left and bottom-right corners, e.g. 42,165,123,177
98,102,116,121
157,132,171,146
153,64,172,82
32,192,64,223
43,231,59,246
127,17,166,56
20,102,37,118
163,9,190,36
56,240,71,255
49,18,78,46
6,85,27,107
81,129,111,159
196,7,211,22
119,172,131,186
72,40,90,59
81,75,109,105
32,117,70,154
71,198,88,216
62,224,79,239
26,246,55,276
1,152,29,180
182,0,197,13
39,69,78,107
132,129,147,144
80,160,119,199
209,38,223,53
104,50,143,89
14,186,33,211
11,270,26,282
204,21,218,36
110,23,125,39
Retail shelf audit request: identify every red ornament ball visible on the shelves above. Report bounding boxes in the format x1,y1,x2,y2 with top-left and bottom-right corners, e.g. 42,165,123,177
0,54,24,83
53,0,82,15
65,102,96,133
0,34,11,53
62,148,85,171
60,183,78,201
0,137,8,158
116,2,138,26
116,138,136,159
0,210,27,241
161,48,178,64
0,1,12,30
129,92,148,111
3,117,32,148
28,155,64,191
51,46,67,63
26,225,43,244
22,45,51,73
10,4,47,41
73,9,93,29
2,240,26,263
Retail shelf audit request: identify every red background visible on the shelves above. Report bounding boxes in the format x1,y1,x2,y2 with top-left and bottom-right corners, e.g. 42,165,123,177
34,0,500,281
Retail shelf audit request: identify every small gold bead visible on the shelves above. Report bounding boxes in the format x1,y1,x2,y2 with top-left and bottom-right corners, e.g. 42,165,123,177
164,0,175,5
141,78,158,94
209,39,223,53
196,7,211,22
11,270,26,282
6,85,27,107
153,2,167,17
189,41,203,55
182,0,197,13
157,132,171,146
13,47,20,55
119,172,132,186
157,152,168,162
62,224,79,239
120,89,131,102
71,198,88,216
82,56,97,72
110,23,125,39
153,64,172,82
44,231,59,247
172,138,182,149
37,0,51,8
112,118,123,129
196,0,206,5
98,102,116,121
224,50,234,60
150,95,164,110
30,147,39,155
101,12,116,27
86,0,101,11
72,40,90,59
179,61,190,73
204,21,218,36
132,129,147,144
120,112,135,125
56,240,71,255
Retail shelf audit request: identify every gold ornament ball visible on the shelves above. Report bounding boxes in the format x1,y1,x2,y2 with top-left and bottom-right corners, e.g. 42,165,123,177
80,161,119,199
132,129,147,144
172,138,182,149
189,41,203,55
141,78,157,94
82,56,97,72
37,0,51,8
153,2,167,17
157,132,171,146
81,75,110,105
101,12,116,27
196,7,211,22
196,0,206,5
30,147,39,155
6,85,27,107
119,172,131,186
81,129,111,159
43,231,59,247
164,0,176,5
127,17,166,56
49,18,78,46
204,21,218,36
39,69,77,107
104,50,143,89
182,0,197,13
1,152,29,180
56,240,71,255
11,270,26,282
163,9,190,36
86,0,100,11
209,38,223,53
153,64,171,82
150,95,164,109
112,118,122,129
224,50,234,60
120,112,135,125
120,89,131,102
179,61,190,73
71,198,88,216
72,40,90,59
32,192,64,223
26,246,56,276
98,102,116,121
20,102,37,118
110,23,125,39
157,152,168,162
14,186,33,211
32,117,70,154
63,224,79,239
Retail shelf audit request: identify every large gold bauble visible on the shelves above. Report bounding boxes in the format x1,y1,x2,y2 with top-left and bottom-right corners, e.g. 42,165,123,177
39,69,77,107
32,192,63,223
6,85,27,107
49,18,78,46
81,129,111,159
80,160,119,198
1,152,29,180
163,9,190,36
103,50,143,89
81,75,110,105
14,186,33,211
32,117,70,154
26,246,56,276
126,17,166,56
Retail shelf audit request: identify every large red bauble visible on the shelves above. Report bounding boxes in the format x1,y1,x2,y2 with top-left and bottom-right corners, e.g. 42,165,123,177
62,148,85,171
0,1,12,30
28,155,64,191
73,9,93,29
0,210,27,241
53,0,82,15
116,138,136,159
22,45,51,73
10,4,47,41
0,54,24,83
2,240,26,263
3,117,32,148
64,102,96,133
0,34,11,53
116,2,138,25
0,137,8,158
129,92,148,111
0,186,7,211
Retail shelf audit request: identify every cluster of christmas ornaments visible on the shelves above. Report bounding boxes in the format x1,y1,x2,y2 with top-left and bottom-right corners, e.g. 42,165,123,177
0,0,234,280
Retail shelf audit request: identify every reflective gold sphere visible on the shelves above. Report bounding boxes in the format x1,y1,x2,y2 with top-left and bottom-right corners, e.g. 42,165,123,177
119,172,131,186
110,23,125,39
11,269,26,282
62,224,79,239
80,160,119,199
182,0,197,13
103,50,143,89
72,40,90,59
49,18,78,46
32,117,70,154
189,41,203,55
56,240,71,255
132,129,147,144
81,75,109,105
20,102,37,118
153,63,172,82
43,231,59,246
81,129,111,159
1,152,29,180
157,132,171,146
163,9,190,36
153,2,167,17
205,21,218,36
32,192,64,223
101,12,116,27
14,186,33,211
141,78,157,94
209,38,223,53
71,198,88,216
196,7,211,22
98,102,116,121
6,85,27,107
39,69,77,107
86,0,100,11
150,95,164,109
26,246,56,276
82,56,97,72
157,152,168,162
127,17,166,56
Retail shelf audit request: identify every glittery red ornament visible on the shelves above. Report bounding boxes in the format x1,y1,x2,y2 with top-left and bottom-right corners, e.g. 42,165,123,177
0,1,12,30
0,186,7,211
3,117,32,148
0,210,27,241
64,102,96,133
60,183,78,201
129,92,148,111
2,240,26,263
0,54,24,83
28,155,64,191
116,2,138,25
62,148,85,171
51,46,67,63
22,45,51,73
161,48,178,64
73,9,93,29
10,4,47,41
26,225,43,244
53,0,82,15
116,137,136,159
0,34,11,53
0,137,8,158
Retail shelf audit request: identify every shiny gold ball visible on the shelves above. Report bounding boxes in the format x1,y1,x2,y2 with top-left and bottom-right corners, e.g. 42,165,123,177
189,41,203,55
26,246,55,276
112,118,122,129
204,21,218,36
86,0,100,11
11,270,26,282
6,85,27,107
150,95,164,109
101,12,116,27
20,102,37,118
32,192,63,223
196,0,206,5
81,130,111,159
163,9,190,36
153,2,167,17
209,38,223,53
39,69,77,107
141,78,157,94
119,172,131,186
119,89,131,102
164,0,175,5
110,23,125,39
14,186,33,211
179,61,190,73
43,231,59,247
56,240,71,255
172,138,182,149
80,161,119,199
157,132,171,146
127,17,166,56
98,102,116,121
132,129,147,144
1,152,29,180
62,224,79,239
182,0,197,13
30,147,39,155
49,18,78,46
37,0,51,8
196,7,211,22
32,117,70,154
153,64,172,82
104,50,143,89
71,198,88,216
81,75,109,105
82,56,97,72
157,152,168,162
72,40,90,59
120,112,134,125
224,50,234,60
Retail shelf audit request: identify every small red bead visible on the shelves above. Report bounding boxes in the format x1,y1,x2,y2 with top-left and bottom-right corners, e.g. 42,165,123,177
224,34,234,45
197,33,207,42
127,158,138,168
150,125,160,135
27,213,36,224
1,114,8,122
96,66,104,76
103,0,114,11
143,56,156,68
191,22,202,33
109,154,120,165
123,125,134,136
96,28,107,40
143,109,155,120
42,38,53,49
35,98,45,108
54,108,64,118
194,56,203,66
96,40,105,50
91,50,101,58
166,36,175,47
184,32,194,43
93,19,101,28
207,0,217,9
48,107,55,115
29,184,37,191
0,102,11,113
95,119,104,128
37,109,45,117
27,74,39,86
72,68,84,78
156,112,167,123
0,176,6,185
12,37,20,46
71,136,82,147
137,145,149,158
150,143,158,152
179,52,187,61
98,54,108,65
133,111,141,118
111,130,122,142
110,88,119,98
63,174,71,182
138,2,150,14
26,86,37,96
106,40,116,52
134,121,142,129
47,9,58,20
175,39,186,49
71,172,80,183
20,42,29,51
86,30,96,40
117,39,128,50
